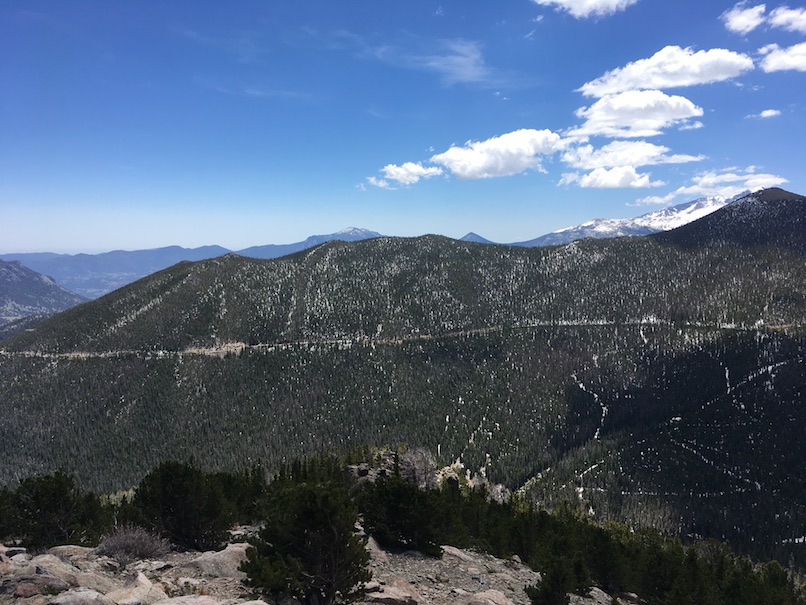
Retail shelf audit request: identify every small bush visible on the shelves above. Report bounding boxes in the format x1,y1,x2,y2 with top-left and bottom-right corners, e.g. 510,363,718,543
97,524,171,565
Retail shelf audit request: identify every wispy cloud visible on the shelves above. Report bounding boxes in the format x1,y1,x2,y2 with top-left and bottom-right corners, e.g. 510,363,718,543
193,77,315,102
531,0,640,19
417,39,492,85
179,28,269,63
371,39,497,86
301,30,505,88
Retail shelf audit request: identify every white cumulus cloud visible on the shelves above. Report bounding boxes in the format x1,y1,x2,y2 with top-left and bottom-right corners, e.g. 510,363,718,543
578,46,755,97
429,129,565,179
561,166,664,188
721,3,768,34
723,3,806,34
531,0,640,19
562,140,704,170
768,5,806,33
746,108,782,118
569,89,704,138
380,162,443,185
760,41,806,71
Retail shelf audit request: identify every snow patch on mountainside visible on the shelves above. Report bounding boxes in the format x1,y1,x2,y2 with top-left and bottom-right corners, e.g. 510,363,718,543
517,194,738,247
334,227,382,239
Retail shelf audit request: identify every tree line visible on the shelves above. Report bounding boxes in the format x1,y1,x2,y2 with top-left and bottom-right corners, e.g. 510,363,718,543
1,453,805,605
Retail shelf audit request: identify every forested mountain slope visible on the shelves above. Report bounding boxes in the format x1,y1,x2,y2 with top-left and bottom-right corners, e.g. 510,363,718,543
652,187,806,253
0,260,86,328
6,191,806,354
1,188,805,569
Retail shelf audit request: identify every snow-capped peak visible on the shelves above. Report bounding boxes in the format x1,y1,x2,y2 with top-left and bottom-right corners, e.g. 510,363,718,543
629,195,730,231
516,194,736,247
333,227,383,239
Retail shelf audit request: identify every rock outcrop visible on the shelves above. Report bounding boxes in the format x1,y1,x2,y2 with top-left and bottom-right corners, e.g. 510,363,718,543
1,540,633,605
186,544,249,581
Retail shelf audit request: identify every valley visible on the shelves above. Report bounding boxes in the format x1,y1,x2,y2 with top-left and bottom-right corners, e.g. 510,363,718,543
2,189,806,572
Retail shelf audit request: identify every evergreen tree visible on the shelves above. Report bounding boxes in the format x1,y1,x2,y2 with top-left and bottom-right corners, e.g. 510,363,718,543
7,471,108,549
241,479,371,605
131,461,236,550
526,556,572,605
358,473,442,557
0,485,13,540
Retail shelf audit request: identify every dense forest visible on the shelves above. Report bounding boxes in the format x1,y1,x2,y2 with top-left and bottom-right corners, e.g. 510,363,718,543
2,325,805,569
2,191,806,575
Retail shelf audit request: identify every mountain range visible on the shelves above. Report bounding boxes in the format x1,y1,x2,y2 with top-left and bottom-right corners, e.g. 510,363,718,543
2,196,731,302
0,228,382,300
1,187,805,570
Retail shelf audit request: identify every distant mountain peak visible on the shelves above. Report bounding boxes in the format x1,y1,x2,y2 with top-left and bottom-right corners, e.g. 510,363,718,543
239,228,383,261
335,227,381,238
310,227,382,242
515,194,733,247
460,232,496,244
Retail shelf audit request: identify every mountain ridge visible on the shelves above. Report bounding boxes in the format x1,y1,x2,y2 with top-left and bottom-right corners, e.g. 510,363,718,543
0,229,382,299
2,189,806,568
652,187,806,252
512,193,733,247
0,260,87,329
6,189,806,355
0,190,780,301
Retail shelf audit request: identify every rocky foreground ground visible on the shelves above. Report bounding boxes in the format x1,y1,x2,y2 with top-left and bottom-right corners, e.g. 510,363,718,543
1,539,639,605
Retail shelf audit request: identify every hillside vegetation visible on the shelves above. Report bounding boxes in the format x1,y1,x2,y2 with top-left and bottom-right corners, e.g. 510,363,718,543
2,456,804,605
0,260,86,328
2,189,806,570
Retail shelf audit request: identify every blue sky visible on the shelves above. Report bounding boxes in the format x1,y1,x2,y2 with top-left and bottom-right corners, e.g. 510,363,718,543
1,0,805,253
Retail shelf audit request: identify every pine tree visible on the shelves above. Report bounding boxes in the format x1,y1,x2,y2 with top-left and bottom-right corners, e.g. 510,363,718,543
241,480,371,605
130,461,236,551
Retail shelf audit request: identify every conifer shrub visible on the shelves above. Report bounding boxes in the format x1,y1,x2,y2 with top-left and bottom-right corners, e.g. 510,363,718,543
0,486,13,541
130,461,236,551
7,471,109,549
358,473,442,557
241,479,371,605
96,523,171,565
